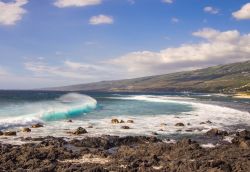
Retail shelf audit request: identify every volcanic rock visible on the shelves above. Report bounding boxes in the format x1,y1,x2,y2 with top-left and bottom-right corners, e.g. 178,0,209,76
175,123,185,127
31,123,44,128
121,126,130,129
111,119,120,124
3,131,17,136
73,127,87,135
206,128,228,137
22,128,31,132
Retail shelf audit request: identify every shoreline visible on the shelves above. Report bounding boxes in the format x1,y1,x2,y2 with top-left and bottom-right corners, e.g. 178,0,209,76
0,129,250,171
233,93,250,99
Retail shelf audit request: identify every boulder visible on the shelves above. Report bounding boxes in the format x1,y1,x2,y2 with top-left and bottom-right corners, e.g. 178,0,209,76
22,128,31,132
4,131,17,136
0,131,3,136
111,119,120,124
236,130,250,139
127,120,134,123
67,119,73,123
206,128,228,137
239,140,250,149
120,120,125,123
31,123,43,128
121,126,130,129
175,123,185,127
73,127,88,135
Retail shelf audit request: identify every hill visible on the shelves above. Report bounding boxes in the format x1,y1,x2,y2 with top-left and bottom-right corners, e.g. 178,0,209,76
47,61,250,94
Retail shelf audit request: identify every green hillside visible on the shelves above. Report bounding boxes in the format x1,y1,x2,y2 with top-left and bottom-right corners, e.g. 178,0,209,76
48,61,250,94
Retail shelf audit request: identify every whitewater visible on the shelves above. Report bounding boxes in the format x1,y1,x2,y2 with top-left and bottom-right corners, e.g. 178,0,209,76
0,91,249,144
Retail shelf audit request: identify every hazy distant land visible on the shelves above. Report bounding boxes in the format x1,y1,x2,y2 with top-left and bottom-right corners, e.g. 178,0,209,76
47,61,250,97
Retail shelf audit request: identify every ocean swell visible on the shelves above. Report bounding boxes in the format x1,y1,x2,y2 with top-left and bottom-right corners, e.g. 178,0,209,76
0,93,97,130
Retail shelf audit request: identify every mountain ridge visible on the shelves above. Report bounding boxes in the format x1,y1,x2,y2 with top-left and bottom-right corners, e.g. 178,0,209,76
46,60,250,94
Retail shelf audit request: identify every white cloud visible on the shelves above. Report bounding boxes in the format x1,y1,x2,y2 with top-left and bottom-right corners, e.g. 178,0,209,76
0,0,28,26
16,28,250,88
162,0,173,4
232,3,250,20
171,17,179,23
107,28,250,77
54,0,102,8
204,6,219,14
89,15,114,25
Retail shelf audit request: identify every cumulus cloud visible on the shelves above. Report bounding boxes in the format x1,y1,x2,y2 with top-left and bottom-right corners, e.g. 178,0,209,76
232,3,250,20
23,28,250,86
107,28,250,77
204,6,219,14
162,0,173,4
89,15,114,25
54,0,102,8
0,0,28,26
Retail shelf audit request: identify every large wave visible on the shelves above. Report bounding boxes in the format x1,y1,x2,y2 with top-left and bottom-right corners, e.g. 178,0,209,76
0,93,97,130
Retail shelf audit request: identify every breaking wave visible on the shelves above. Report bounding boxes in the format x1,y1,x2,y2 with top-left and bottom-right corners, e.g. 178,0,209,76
0,93,97,130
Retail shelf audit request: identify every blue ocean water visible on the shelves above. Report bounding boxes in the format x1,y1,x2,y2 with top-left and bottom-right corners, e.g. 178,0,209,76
0,91,249,140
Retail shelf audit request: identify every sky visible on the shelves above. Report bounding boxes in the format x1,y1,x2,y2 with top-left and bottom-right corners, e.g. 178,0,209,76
0,0,250,89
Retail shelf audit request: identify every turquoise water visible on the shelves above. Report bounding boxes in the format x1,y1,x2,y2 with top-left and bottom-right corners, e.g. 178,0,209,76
0,91,249,138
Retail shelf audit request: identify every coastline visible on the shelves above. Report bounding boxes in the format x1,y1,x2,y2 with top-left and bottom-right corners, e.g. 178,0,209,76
233,93,250,99
0,129,249,171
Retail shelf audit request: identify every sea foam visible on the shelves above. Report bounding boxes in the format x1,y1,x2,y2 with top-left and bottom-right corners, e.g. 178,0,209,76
0,93,97,130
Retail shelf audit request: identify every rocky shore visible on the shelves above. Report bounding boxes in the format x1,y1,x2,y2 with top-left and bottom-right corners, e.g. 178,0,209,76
0,128,250,172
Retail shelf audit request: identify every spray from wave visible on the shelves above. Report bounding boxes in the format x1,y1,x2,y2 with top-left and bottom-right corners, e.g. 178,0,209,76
0,93,97,130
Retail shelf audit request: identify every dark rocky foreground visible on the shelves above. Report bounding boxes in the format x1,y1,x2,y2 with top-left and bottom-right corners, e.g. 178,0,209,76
0,130,250,172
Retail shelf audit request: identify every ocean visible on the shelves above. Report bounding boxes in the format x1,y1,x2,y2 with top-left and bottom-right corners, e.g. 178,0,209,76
0,91,249,144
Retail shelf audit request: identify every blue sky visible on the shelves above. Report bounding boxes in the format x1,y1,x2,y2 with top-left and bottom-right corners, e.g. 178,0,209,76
0,0,250,89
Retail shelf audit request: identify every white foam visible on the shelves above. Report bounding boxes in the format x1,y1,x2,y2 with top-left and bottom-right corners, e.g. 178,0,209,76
1,95,250,144
0,93,97,129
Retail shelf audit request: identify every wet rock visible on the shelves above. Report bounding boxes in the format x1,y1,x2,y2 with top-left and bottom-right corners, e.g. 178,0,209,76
200,120,213,125
121,126,130,129
88,125,93,128
31,123,44,128
185,129,193,132
22,128,31,132
206,128,228,137
187,123,191,126
120,120,125,123
236,130,250,139
3,131,17,136
206,120,212,124
67,119,73,123
175,123,185,127
73,127,87,135
239,140,250,149
127,120,134,123
0,131,3,135
151,132,158,135
111,119,120,124
158,129,164,131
